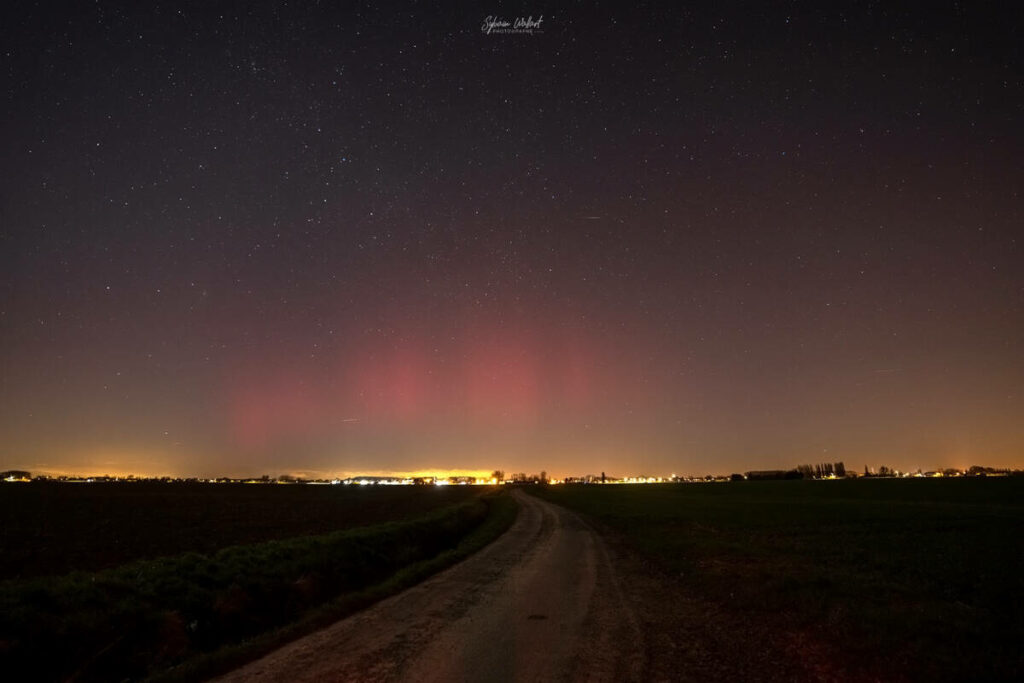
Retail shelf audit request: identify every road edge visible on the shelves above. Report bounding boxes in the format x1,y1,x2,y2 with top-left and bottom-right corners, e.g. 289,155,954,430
149,491,520,683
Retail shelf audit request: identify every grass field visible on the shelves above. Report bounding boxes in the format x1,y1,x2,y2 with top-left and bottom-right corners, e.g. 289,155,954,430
0,484,516,682
531,478,1023,682
0,482,484,580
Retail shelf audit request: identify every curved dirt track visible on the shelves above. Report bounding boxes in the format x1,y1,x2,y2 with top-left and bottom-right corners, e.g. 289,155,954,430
215,489,644,682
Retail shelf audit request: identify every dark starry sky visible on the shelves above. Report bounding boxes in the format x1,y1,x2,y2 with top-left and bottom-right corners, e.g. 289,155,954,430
1,1,1021,478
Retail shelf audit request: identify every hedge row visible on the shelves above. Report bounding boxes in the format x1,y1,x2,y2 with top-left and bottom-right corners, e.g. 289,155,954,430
0,496,492,681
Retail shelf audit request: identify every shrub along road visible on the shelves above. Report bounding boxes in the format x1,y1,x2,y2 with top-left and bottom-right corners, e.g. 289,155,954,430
215,489,645,682
0,493,506,682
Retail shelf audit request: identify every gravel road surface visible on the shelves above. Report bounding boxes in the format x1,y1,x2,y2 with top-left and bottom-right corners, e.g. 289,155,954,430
215,489,644,682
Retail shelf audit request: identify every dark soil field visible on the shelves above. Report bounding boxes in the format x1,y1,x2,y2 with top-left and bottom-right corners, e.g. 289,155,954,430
0,484,515,682
532,478,1024,682
0,482,482,580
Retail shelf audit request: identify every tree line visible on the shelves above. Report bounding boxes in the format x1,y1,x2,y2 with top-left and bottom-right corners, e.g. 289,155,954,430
796,462,846,479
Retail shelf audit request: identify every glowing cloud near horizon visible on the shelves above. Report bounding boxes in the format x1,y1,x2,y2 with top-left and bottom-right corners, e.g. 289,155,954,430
224,321,610,452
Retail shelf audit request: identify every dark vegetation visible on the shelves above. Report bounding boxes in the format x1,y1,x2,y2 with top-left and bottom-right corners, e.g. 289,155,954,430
0,485,516,682
532,478,1023,682
795,461,846,478
0,482,483,580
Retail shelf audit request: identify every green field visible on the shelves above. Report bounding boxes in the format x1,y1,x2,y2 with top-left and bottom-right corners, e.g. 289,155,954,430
0,484,516,682
532,478,1023,682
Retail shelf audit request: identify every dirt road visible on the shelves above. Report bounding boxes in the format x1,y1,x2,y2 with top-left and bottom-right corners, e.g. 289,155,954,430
215,489,644,682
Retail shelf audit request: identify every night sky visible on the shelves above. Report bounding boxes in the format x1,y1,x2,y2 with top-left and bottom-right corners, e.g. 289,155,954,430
2,2,1021,478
